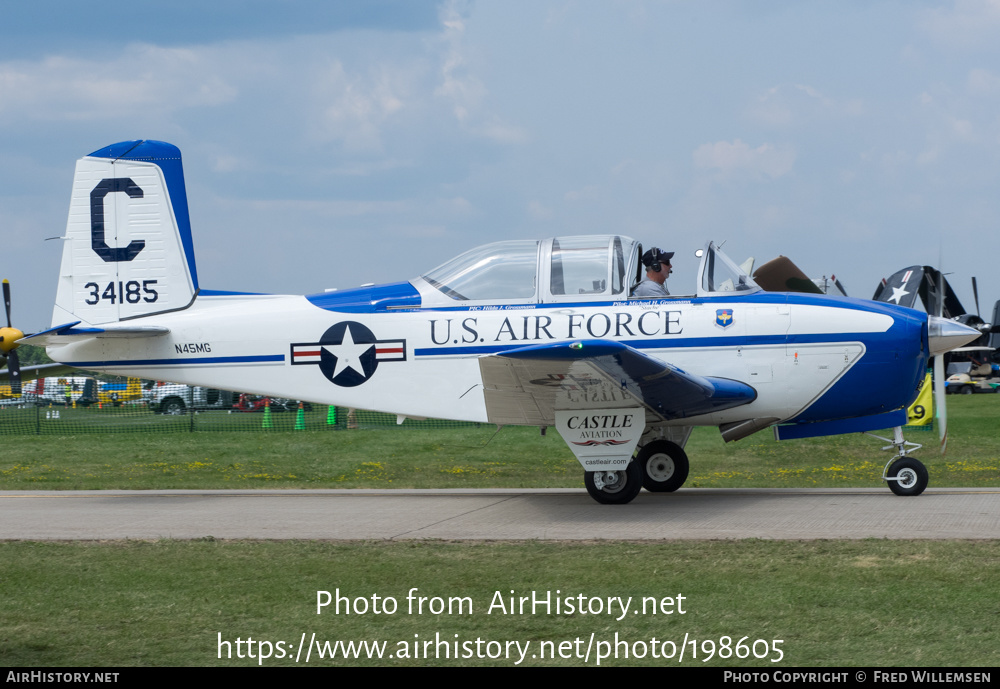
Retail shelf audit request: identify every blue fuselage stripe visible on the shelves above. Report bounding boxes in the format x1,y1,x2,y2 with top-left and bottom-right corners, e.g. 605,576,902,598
413,332,873,357
65,355,285,367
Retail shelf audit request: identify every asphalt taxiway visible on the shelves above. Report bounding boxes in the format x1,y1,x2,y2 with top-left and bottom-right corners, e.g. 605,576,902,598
2,488,998,540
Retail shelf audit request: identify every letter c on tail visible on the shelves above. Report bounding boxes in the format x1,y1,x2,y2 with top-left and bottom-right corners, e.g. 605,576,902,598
91,178,145,262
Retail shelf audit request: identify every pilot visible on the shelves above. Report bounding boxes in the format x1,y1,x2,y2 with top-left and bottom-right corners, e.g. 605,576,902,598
631,247,674,297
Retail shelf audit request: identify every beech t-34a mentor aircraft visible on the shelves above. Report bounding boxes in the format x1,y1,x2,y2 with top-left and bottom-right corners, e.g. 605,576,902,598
7,140,981,504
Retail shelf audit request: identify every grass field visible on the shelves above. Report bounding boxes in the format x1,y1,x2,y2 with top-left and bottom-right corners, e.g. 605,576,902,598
2,396,997,490
1,397,998,667
1,540,998,667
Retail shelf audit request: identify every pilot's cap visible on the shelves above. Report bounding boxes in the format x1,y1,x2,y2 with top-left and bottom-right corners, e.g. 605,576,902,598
642,248,674,268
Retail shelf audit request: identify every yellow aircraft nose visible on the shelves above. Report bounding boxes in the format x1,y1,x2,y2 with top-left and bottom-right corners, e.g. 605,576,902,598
0,326,24,354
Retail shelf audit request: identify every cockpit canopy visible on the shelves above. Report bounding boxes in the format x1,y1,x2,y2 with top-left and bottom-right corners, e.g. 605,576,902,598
413,235,759,306
697,241,760,295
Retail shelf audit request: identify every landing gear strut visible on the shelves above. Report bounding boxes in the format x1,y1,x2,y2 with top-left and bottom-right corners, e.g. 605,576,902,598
868,426,929,496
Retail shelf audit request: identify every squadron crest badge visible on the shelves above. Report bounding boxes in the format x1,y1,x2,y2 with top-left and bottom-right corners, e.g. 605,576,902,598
715,309,734,329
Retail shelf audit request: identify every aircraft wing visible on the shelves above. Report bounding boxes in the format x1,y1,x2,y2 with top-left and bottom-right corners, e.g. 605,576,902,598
0,361,82,384
479,339,756,425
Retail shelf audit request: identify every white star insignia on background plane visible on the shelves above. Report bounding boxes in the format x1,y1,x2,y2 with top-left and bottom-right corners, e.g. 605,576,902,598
888,286,909,304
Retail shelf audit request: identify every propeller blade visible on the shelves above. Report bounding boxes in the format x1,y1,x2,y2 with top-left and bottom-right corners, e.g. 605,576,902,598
935,354,947,454
7,348,21,395
935,246,947,454
2,279,11,329
972,277,980,318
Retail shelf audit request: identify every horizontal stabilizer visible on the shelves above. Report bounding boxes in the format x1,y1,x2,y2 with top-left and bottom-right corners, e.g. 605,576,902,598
479,339,756,425
20,321,169,347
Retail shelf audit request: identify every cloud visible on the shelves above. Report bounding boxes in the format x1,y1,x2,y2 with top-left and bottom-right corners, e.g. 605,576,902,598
0,6,524,155
433,0,526,143
967,67,1000,95
749,84,864,126
693,139,796,180
527,200,553,219
311,60,414,153
919,0,1000,50
0,45,237,122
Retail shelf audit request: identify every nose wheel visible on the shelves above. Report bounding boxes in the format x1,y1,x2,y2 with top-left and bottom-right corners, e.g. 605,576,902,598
885,456,929,496
868,426,929,496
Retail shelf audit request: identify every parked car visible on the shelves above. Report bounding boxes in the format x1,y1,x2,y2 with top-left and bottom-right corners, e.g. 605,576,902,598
144,383,234,414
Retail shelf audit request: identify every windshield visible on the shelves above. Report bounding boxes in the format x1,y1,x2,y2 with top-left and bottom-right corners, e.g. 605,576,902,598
698,242,760,296
422,240,539,301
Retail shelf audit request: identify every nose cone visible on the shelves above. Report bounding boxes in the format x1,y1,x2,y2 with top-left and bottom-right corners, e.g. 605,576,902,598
928,316,981,357
0,327,24,354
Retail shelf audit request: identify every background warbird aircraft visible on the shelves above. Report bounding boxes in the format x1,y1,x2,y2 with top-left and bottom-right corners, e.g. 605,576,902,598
5,141,981,504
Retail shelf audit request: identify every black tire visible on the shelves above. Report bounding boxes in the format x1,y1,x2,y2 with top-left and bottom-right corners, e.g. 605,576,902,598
960,386,973,395
584,461,643,505
636,440,690,492
161,398,186,415
886,457,928,496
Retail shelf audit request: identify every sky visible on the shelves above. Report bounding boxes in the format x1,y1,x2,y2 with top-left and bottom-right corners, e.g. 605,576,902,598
4,0,1000,332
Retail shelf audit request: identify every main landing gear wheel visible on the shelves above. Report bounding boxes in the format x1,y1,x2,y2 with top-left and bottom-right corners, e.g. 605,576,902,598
886,457,929,496
637,440,689,492
584,461,643,505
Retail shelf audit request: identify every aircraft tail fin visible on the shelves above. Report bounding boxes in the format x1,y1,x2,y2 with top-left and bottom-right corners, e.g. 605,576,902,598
52,140,199,327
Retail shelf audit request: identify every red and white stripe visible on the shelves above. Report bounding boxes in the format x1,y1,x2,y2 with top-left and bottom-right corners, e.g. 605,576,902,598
375,340,405,361
291,345,323,364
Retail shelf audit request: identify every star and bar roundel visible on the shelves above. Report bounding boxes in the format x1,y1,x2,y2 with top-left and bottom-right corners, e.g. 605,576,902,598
291,321,406,387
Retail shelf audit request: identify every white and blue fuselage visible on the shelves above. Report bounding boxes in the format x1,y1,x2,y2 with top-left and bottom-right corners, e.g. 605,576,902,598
47,275,928,432
26,140,979,503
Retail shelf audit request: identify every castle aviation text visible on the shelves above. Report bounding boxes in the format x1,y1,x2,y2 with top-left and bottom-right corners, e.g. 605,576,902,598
566,414,635,430
317,588,686,621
